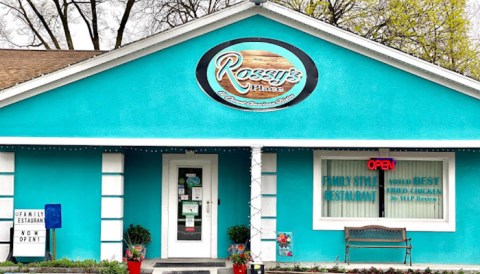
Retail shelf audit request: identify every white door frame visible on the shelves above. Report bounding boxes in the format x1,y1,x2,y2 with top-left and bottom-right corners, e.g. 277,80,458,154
161,153,218,258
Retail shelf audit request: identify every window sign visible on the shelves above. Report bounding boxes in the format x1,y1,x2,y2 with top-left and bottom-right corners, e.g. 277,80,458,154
321,159,443,219
313,151,455,231
385,161,443,219
367,158,396,170
322,160,379,218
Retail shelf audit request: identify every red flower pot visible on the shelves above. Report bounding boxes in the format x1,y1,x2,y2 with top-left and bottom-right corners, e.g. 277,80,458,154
233,264,247,274
127,260,142,274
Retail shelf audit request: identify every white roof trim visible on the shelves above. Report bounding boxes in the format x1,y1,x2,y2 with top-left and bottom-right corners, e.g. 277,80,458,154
0,137,479,148
0,1,479,109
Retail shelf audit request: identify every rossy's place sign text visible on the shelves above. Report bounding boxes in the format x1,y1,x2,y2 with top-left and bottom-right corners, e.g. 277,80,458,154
196,38,318,111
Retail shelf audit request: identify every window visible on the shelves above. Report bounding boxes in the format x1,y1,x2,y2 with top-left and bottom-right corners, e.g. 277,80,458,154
313,150,455,232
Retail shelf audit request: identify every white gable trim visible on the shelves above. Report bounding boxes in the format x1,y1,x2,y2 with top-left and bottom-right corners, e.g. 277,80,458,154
0,1,479,109
0,137,479,148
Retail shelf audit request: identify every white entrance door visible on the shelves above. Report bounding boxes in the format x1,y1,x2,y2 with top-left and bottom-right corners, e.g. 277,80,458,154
162,154,218,258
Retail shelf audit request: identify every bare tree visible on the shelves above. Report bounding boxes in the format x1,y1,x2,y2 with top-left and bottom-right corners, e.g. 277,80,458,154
0,0,138,49
0,0,241,50
140,0,240,34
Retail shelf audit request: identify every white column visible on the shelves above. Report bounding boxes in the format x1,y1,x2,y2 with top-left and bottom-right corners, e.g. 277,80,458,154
260,153,277,262
100,153,124,262
0,152,15,262
250,146,263,263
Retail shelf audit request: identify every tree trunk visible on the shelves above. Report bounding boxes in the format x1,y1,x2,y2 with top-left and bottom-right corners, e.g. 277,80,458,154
115,0,136,49
52,0,74,49
91,0,99,50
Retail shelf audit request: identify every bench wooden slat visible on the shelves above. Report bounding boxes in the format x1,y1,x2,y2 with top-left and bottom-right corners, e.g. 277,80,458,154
348,245,411,249
347,238,407,243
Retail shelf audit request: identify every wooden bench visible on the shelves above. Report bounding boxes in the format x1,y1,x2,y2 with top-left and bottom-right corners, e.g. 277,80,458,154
345,225,412,265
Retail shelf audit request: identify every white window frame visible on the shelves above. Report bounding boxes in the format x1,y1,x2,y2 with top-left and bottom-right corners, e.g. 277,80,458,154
313,150,455,232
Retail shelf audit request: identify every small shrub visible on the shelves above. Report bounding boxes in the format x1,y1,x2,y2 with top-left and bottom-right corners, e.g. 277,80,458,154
100,261,128,274
0,261,17,267
227,225,250,244
124,224,152,245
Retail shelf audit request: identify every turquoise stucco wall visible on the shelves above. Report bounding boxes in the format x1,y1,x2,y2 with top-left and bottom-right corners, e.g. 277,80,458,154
217,150,251,258
276,150,480,264
0,16,479,139
13,149,101,260
123,150,250,259
123,151,162,259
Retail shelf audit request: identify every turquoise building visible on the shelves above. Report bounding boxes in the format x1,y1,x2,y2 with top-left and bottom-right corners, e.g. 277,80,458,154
0,1,480,265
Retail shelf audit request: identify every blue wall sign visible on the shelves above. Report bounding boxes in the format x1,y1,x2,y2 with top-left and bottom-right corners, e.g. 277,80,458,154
196,38,318,111
45,204,62,229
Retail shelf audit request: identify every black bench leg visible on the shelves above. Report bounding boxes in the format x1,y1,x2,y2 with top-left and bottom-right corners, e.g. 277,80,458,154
404,248,412,266
345,246,349,265
409,249,412,266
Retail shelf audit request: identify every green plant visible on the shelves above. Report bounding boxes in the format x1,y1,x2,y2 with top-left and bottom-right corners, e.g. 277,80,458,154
100,261,128,274
123,246,145,262
227,225,250,244
0,259,128,273
0,261,17,267
228,251,251,265
124,224,152,245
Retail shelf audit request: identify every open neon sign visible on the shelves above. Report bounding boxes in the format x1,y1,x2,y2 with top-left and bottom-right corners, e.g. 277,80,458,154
367,158,396,171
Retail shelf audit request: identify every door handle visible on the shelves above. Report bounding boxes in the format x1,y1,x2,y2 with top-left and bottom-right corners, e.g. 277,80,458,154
206,201,211,213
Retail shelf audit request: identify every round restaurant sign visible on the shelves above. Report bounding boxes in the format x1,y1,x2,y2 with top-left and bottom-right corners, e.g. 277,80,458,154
196,38,318,111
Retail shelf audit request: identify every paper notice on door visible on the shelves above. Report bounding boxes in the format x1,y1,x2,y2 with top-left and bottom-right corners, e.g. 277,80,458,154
186,216,195,227
182,201,199,216
192,187,203,201
178,186,185,195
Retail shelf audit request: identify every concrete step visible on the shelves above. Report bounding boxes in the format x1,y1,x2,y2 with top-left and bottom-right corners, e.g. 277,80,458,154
152,267,226,274
151,260,233,274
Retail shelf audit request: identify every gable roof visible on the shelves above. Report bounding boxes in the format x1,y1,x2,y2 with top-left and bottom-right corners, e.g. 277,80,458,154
0,49,103,90
0,1,479,109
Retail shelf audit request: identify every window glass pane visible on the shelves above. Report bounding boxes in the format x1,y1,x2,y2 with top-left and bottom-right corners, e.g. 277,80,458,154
322,160,379,218
177,167,203,240
385,160,443,219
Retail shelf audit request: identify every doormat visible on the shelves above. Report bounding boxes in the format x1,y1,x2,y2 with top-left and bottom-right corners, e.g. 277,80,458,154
154,262,226,268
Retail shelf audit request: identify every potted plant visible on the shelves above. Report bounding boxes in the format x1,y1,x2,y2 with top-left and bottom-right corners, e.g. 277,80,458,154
229,250,251,274
227,225,250,254
124,224,152,256
123,244,145,274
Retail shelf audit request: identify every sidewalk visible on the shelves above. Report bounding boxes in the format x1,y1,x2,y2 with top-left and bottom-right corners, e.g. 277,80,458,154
142,259,480,274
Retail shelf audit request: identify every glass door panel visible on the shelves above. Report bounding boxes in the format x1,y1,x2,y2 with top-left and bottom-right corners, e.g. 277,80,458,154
177,167,203,241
